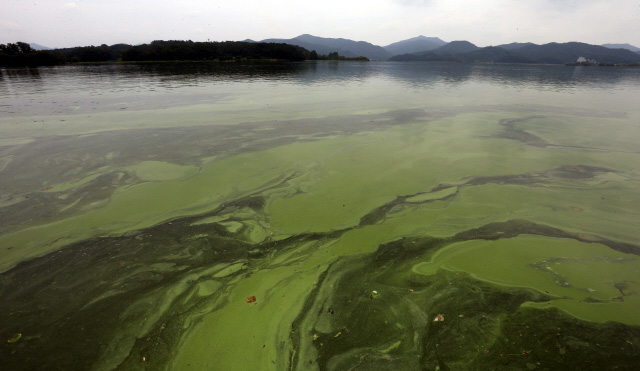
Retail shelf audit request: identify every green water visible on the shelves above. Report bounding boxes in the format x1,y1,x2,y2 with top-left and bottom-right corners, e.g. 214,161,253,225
1,62,639,370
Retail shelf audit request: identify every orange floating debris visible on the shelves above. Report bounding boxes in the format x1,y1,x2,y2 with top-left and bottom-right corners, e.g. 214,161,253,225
246,296,256,303
433,314,444,322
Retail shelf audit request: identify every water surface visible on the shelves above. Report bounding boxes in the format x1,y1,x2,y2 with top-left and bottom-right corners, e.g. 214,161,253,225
1,62,640,370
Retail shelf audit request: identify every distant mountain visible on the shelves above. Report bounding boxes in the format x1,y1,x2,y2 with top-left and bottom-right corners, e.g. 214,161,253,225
496,42,537,51
29,43,52,50
432,41,479,54
602,43,640,52
390,45,530,63
383,36,446,55
389,41,477,62
261,34,392,60
459,47,533,63
390,41,640,64
389,40,476,61
517,42,640,64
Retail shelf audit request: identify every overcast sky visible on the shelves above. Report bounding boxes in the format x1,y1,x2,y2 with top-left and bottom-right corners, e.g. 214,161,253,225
2,0,639,48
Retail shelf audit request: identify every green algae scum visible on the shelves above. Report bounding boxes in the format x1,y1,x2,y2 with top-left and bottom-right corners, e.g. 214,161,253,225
1,62,640,370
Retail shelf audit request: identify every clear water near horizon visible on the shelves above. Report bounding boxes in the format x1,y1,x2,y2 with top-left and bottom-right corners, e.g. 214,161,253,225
1,61,640,370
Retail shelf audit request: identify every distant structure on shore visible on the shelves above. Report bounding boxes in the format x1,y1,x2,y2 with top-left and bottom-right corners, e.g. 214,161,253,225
565,56,604,66
576,56,598,65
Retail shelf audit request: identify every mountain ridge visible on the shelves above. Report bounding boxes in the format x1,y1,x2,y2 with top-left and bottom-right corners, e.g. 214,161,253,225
257,35,640,63
19,35,640,64
602,43,640,52
28,43,52,50
383,35,446,55
389,40,640,64
260,34,392,60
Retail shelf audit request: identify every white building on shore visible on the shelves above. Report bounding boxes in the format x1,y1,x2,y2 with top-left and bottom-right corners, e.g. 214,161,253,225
576,56,598,65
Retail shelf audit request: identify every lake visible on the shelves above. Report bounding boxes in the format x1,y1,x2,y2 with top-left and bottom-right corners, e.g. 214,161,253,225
1,62,640,370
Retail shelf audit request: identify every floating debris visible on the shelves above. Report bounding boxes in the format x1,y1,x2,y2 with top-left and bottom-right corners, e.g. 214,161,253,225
483,349,489,354
7,333,22,343
370,290,379,300
246,296,256,303
328,308,334,315
313,334,319,341
433,314,444,322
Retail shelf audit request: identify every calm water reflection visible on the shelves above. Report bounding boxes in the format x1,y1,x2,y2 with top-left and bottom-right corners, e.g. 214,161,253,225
2,62,640,116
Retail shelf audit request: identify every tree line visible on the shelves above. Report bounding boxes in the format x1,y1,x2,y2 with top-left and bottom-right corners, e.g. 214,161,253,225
120,40,308,62
309,50,369,61
0,42,65,66
0,40,366,67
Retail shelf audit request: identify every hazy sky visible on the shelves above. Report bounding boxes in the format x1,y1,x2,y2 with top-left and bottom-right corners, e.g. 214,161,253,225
2,0,639,48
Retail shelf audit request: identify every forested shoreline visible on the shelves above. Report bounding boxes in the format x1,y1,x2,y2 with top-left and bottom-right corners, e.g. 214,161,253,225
0,40,367,66
0,42,66,66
